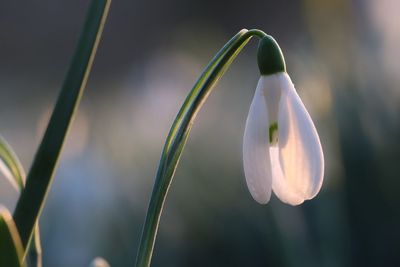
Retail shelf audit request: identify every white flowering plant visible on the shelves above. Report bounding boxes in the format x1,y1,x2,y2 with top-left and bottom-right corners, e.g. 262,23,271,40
0,1,324,266
135,30,324,266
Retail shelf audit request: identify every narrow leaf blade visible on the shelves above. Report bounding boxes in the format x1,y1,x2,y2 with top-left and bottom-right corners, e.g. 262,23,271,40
0,136,25,191
0,137,42,266
13,0,111,254
0,207,25,267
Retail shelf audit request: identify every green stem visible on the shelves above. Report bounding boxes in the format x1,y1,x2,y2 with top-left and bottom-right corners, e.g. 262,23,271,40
13,0,111,255
27,224,42,267
135,28,267,267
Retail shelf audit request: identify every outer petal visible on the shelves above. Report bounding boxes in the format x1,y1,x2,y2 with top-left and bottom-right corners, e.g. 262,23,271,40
243,78,272,204
276,73,324,202
270,147,305,205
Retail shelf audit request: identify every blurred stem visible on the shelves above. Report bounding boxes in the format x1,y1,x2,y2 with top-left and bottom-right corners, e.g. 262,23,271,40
0,135,25,190
27,224,42,267
0,132,42,265
0,207,25,267
135,28,267,267
13,0,111,256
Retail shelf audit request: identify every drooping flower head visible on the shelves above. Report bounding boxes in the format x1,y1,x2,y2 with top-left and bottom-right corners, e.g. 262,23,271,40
243,36,324,205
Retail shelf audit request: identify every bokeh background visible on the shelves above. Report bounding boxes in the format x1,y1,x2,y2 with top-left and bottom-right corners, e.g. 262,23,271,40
1,0,399,266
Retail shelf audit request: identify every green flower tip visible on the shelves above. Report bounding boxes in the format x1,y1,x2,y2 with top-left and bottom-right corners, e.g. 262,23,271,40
257,35,286,75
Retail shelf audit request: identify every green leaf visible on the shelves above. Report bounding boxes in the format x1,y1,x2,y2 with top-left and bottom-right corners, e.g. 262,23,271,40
13,0,111,255
0,137,42,266
0,207,25,267
0,135,25,191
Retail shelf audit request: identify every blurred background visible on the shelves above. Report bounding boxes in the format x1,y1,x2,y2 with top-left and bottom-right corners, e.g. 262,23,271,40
0,0,399,266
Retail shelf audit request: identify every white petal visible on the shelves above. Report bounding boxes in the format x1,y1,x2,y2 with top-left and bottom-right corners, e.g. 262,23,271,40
277,73,324,202
270,147,305,205
259,75,282,125
243,78,272,204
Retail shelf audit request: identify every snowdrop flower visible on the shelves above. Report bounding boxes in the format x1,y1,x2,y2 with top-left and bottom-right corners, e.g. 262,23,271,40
243,36,324,205
89,257,111,267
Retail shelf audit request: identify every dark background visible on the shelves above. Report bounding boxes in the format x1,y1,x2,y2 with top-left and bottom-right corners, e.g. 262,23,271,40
0,0,399,266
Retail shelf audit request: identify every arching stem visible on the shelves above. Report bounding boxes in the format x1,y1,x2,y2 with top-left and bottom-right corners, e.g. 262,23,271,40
135,28,267,267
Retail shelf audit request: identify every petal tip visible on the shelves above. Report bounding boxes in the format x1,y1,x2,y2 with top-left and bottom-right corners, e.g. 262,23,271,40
285,198,305,206
251,190,271,205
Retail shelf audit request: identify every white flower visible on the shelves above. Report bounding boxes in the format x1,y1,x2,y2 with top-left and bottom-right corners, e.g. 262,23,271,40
89,257,110,267
243,72,324,205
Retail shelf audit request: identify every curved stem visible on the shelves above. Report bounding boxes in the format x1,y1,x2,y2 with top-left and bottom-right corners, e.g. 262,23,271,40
135,29,267,267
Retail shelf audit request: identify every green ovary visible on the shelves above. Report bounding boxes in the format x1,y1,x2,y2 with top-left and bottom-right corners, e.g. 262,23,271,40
269,122,278,144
